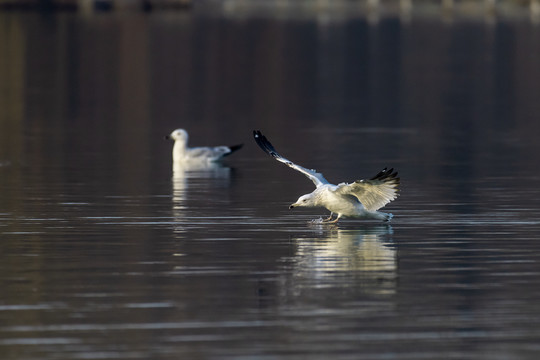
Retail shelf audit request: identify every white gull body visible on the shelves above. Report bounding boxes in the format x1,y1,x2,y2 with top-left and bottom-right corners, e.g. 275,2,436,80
253,130,400,223
166,129,243,164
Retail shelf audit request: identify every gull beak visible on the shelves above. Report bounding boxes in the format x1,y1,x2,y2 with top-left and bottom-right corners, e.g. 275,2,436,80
164,135,171,140
289,203,297,209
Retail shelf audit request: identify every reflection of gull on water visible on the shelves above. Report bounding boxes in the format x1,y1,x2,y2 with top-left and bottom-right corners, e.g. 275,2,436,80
172,162,232,208
253,130,399,223
165,128,243,163
283,226,397,296
171,161,233,228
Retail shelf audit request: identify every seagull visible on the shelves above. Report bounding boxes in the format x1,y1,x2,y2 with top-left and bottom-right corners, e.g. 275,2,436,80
253,130,400,223
165,129,243,163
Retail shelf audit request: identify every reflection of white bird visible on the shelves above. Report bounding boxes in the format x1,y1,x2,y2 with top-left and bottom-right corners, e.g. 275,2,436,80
171,162,232,211
297,227,396,273
289,227,397,296
166,129,243,163
171,161,232,233
253,130,400,223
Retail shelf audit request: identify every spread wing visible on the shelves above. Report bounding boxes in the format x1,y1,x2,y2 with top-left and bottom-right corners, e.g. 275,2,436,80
253,130,329,188
334,168,400,211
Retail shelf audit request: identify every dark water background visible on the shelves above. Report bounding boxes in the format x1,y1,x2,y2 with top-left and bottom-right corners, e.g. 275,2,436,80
1,5,540,360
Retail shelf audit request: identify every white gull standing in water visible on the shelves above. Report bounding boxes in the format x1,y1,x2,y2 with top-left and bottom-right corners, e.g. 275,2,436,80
253,130,400,223
165,129,243,164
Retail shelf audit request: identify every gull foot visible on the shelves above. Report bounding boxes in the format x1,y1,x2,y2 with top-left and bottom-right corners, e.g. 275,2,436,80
321,213,335,223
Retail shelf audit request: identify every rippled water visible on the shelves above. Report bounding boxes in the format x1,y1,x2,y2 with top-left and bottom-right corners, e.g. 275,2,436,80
2,6,540,360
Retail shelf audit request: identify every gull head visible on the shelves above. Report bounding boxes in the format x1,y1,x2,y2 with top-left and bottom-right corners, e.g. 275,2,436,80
165,129,188,143
289,194,316,209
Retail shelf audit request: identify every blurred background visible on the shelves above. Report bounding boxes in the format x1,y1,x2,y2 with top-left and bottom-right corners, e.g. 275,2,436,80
1,0,540,184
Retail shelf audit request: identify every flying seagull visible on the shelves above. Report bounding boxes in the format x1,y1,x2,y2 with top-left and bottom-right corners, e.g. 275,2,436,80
253,130,399,223
165,129,243,163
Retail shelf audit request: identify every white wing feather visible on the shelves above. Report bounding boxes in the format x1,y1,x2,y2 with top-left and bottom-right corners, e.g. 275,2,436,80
253,131,328,187
334,168,400,211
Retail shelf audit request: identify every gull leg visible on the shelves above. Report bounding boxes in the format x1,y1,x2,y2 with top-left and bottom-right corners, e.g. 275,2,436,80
322,212,334,222
326,214,342,224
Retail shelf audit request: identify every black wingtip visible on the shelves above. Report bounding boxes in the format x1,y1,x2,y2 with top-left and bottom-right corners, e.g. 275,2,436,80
220,143,243,158
253,130,278,157
227,143,244,154
253,130,266,146
371,167,400,188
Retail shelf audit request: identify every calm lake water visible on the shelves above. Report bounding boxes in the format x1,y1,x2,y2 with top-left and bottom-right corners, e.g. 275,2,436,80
2,5,540,360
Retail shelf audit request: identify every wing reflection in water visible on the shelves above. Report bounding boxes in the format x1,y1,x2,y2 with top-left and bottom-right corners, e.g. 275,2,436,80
171,161,232,230
281,226,397,301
